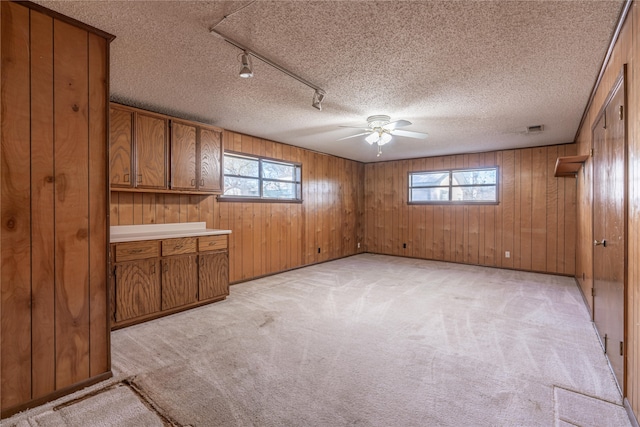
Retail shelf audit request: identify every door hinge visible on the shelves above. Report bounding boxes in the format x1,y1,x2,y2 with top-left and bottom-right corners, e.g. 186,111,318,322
590,148,594,157
619,105,624,120
620,341,624,356
591,287,595,297
604,334,608,354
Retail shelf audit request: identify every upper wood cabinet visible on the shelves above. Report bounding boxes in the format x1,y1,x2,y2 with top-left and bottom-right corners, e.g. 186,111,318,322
110,103,222,194
136,113,168,189
171,121,223,192
199,127,223,192
109,105,168,190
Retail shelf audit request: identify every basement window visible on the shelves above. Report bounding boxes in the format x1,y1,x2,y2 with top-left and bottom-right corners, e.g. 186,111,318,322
409,167,498,204
220,152,302,202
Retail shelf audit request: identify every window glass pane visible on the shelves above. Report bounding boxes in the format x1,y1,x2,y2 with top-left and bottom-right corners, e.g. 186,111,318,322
224,176,260,197
411,187,450,202
452,186,496,202
263,181,297,199
262,161,297,182
224,155,259,177
411,171,449,187
452,169,496,186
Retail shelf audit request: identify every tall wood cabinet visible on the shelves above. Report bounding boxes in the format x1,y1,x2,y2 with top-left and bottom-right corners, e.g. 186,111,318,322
1,1,113,418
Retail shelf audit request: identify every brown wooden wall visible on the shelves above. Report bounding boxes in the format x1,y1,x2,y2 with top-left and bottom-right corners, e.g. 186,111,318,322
1,1,111,416
575,0,640,417
363,145,577,275
110,131,365,283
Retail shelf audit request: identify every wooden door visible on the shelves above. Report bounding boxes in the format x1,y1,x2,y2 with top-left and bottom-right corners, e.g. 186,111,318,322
171,121,197,190
161,256,198,310
593,71,626,392
114,260,161,322
198,252,229,301
135,113,167,189
110,107,133,187
199,128,222,192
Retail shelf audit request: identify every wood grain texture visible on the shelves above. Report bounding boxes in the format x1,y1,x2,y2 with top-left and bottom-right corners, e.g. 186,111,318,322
29,9,56,400
88,31,109,378
161,237,197,256
1,1,33,409
363,145,577,275
198,252,229,301
135,113,167,189
171,121,197,190
53,18,91,389
109,106,133,187
114,240,159,262
199,127,222,192
114,259,161,322
161,255,198,310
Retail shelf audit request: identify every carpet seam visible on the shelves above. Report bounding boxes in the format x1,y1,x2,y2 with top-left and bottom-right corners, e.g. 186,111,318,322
553,384,625,407
122,377,185,427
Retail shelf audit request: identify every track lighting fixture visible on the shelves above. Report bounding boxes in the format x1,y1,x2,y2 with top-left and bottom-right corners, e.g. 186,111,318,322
312,90,325,111
210,28,326,111
239,51,253,78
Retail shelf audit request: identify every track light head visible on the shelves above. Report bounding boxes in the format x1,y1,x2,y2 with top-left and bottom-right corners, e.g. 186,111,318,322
239,51,253,78
312,90,325,111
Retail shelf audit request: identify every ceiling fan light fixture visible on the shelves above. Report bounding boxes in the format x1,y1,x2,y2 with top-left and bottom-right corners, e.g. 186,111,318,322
365,132,379,145
239,51,253,78
378,132,393,146
312,90,325,111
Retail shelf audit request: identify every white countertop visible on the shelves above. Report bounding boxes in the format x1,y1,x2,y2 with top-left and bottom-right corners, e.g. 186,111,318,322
110,222,231,243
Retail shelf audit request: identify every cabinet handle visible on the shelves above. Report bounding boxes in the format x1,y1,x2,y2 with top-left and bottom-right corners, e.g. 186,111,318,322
200,179,204,186
151,264,156,274
191,179,196,187
124,173,130,183
137,174,142,184
163,263,169,273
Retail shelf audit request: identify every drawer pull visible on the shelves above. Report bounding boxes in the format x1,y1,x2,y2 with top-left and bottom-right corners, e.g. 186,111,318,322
173,244,183,250
130,249,142,254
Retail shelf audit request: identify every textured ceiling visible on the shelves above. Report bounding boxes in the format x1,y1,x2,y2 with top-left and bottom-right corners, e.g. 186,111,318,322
35,0,623,163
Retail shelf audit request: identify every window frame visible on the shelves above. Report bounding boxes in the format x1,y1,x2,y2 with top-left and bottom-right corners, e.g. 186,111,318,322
218,151,303,203
407,166,500,205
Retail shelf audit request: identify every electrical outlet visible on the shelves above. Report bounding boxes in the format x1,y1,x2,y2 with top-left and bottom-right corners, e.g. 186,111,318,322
357,242,361,249
505,251,510,258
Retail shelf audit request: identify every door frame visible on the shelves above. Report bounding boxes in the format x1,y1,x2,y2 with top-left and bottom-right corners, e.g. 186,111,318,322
590,65,628,395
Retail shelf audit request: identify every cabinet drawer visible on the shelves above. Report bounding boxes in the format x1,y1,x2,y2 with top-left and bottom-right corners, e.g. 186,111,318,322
162,237,197,256
114,241,159,262
198,235,227,252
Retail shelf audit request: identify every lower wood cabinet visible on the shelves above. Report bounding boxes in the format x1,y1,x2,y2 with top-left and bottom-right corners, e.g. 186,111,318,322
114,259,161,322
161,255,198,310
199,252,229,300
111,235,229,328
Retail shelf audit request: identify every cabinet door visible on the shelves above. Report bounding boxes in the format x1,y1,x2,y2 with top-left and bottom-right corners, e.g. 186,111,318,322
135,113,167,189
171,121,197,190
199,128,222,192
114,259,161,322
110,107,133,188
161,255,198,310
198,252,229,301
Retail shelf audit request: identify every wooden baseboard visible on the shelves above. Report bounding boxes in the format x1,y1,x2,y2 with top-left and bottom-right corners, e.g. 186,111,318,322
1,371,113,420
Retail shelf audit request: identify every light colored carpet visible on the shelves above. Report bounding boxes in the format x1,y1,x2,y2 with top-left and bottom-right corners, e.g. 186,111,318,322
3,254,630,426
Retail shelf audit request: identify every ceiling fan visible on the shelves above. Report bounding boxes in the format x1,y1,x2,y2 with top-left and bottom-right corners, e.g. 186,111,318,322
339,115,428,157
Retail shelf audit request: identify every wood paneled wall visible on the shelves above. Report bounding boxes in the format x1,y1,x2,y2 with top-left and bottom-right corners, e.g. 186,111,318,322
363,145,577,275
110,131,365,283
575,0,640,418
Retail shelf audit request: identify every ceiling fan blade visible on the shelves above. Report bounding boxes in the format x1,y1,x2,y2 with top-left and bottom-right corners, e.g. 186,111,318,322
391,129,429,139
337,132,370,141
339,125,372,131
383,119,412,130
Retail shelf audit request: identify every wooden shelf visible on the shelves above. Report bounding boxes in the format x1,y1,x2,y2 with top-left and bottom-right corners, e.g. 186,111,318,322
554,154,589,177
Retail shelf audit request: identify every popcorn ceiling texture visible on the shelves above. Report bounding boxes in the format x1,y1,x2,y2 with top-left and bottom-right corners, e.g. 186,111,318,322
35,0,623,162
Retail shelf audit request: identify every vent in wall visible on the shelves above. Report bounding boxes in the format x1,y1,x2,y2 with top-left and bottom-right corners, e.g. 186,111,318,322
526,124,544,133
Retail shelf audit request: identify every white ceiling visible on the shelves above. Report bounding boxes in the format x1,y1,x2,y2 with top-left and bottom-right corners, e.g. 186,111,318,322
36,0,623,163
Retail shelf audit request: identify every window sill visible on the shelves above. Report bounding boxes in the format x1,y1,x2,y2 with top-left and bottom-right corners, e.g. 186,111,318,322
217,196,303,204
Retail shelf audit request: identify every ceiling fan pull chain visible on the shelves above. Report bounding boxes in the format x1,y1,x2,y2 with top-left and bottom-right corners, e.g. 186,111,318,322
377,144,383,157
